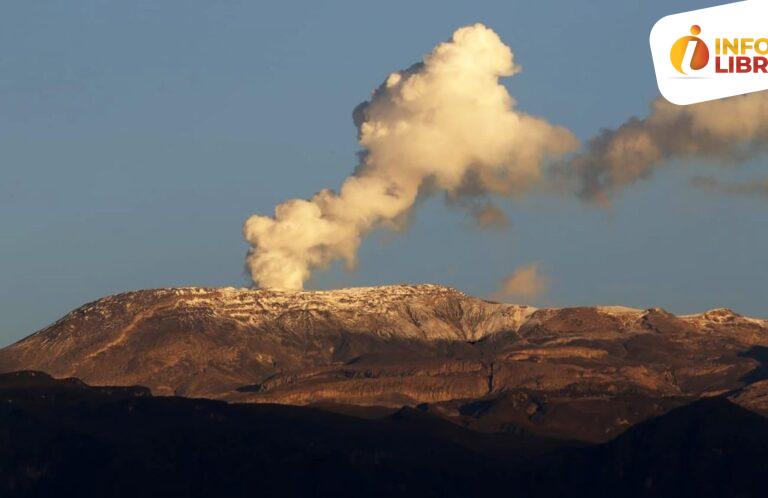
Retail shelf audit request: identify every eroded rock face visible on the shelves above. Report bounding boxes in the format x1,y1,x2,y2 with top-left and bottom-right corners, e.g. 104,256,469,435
1,284,766,442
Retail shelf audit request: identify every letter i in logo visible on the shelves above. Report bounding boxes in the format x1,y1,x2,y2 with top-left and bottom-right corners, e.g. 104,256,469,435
670,25,710,74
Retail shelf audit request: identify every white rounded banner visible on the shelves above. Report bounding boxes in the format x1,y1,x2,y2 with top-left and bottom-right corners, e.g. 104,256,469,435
650,0,768,105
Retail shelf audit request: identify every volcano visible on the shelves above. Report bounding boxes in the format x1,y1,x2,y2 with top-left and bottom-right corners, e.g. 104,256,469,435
2,284,767,443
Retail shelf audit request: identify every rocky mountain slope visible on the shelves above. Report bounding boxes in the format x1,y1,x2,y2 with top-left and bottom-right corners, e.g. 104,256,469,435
1,284,767,442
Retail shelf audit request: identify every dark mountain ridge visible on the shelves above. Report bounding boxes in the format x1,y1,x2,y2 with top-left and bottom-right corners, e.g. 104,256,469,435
1,371,767,498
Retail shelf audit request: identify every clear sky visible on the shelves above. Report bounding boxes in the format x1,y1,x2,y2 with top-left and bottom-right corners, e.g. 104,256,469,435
2,0,765,346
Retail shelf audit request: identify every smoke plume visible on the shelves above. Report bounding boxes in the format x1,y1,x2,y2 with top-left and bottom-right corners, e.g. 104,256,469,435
471,202,511,229
570,92,768,202
243,24,577,289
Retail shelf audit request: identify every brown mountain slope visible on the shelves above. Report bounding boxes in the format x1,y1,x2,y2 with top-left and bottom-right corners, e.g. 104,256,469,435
1,284,767,442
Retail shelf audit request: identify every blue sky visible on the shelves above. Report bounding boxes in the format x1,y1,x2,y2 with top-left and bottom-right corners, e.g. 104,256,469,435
2,0,765,345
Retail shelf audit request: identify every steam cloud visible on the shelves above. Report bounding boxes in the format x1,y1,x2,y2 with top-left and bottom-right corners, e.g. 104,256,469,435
494,263,548,300
244,23,768,293
243,24,577,289
570,92,768,202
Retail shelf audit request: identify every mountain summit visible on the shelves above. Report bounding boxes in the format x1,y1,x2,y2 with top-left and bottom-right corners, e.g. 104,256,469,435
1,284,767,442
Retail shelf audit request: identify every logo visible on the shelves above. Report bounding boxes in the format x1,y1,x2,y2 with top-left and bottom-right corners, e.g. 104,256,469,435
650,1,768,105
670,25,709,74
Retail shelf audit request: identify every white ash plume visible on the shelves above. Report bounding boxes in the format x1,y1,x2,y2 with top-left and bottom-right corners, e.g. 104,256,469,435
243,24,577,289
